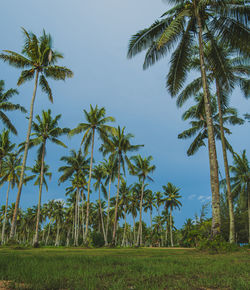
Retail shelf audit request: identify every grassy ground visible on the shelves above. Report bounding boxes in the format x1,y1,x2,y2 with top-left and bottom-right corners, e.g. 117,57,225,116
0,247,249,289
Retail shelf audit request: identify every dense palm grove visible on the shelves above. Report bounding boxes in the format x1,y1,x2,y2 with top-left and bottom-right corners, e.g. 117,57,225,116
0,1,249,248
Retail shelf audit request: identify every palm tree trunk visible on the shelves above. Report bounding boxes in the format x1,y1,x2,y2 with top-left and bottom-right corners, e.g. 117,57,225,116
76,187,80,246
195,3,221,237
98,184,107,244
112,155,121,246
81,191,85,241
55,220,60,246
216,80,235,243
45,220,51,246
84,128,95,243
105,176,112,245
170,208,174,247
133,215,136,245
10,70,39,239
122,210,127,247
74,189,78,246
136,178,145,246
33,141,46,246
1,181,11,243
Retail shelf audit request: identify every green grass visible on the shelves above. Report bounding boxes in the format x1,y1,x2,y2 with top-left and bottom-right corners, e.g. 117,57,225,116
0,247,249,289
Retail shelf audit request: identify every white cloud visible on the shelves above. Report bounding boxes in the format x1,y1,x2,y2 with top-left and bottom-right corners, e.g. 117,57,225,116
188,194,196,200
198,195,211,203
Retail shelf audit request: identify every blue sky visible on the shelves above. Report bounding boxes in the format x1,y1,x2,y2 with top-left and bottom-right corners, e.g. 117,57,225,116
0,0,249,228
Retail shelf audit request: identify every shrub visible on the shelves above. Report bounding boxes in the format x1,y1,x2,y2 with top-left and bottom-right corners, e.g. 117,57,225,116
90,232,105,248
198,235,240,253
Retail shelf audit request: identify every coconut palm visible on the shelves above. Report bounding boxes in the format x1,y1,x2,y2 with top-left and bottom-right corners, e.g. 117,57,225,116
144,190,156,230
130,155,155,246
0,80,26,135
178,43,249,243
155,191,163,216
27,159,52,245
69,105,115,243
93,164,108,244
128,189,140,245
53,200,65,246
58,150,89,245
0,153,22,243
19,109,69,246
178,93,244,156
100,126,143,245
0,28,73,238
228,151,250,243
127,0,248,237
100,156,117,245
162,183,182,247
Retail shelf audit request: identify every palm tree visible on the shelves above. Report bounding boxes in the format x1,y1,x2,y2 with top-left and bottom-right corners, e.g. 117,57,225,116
100,126,142,245
69,105,115,243
101,156,117,245
19,109,69,246
0,153,22,243
130,155,155,246
58,150,89,245
178,93,244,156
178,43,249,243
118,179,131,247
162,183,182,247
53,200,65,246
28,160,52,246
127,189,140,245
93,164,108,244
155,191,163,216
0,80,26,135
0,28,73,239
127,0,248,237
228,151,250,243
144,190,156,230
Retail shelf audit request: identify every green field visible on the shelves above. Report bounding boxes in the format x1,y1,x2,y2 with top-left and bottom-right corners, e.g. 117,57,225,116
0,248,249,289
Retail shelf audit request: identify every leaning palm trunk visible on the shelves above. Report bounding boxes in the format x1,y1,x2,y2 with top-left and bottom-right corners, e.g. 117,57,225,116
55,220,60,246
45,220,51,245
33,141,46,246
136,178,145,246
84,129,95,243
98,184,107,244
105,176,112,245
216,80,235,243
195,3,221,236
170,208,174,247
1,181,11,243
10,71,39,239
112,155,121,245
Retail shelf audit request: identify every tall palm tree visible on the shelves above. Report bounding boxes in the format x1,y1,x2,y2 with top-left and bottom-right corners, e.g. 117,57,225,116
93,164,108,244
0,80,26,135
58,150,89,245
127,0,248,237
162,182,182,247
144,190,156,230
130,155,155,246
178,93,244,156
228,150,250,243
101,156,117,245
178,43,249,243
0,153,22,243
155,191,163,216
0,28,73,239
100,126,142,245
19,109,69,246
69,105,115,243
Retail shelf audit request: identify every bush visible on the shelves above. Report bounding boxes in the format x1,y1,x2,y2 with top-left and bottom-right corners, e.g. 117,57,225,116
90,232,105,248
198,235,240,253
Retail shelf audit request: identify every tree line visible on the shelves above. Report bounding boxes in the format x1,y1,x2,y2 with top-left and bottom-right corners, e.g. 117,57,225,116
0,0,249,247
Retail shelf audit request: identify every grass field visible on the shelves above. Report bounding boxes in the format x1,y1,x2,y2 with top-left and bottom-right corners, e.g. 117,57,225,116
0,247,249,289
